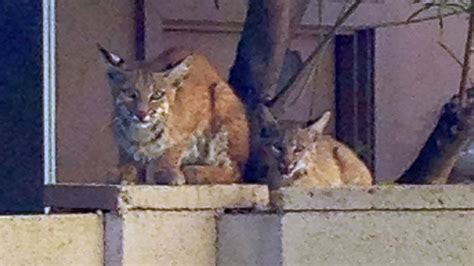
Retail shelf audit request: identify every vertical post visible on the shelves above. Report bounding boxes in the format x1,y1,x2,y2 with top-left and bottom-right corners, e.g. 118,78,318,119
135,0,146,61
335,34,356,148
355,29,376,172
43,0,56,187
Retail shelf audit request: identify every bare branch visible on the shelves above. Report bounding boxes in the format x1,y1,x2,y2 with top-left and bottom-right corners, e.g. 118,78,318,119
357,9,463,30
438,41,464,67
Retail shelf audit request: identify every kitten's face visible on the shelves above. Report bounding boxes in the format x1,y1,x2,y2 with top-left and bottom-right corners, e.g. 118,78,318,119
274,112,331,175
279,127,315,175
99,46,190,125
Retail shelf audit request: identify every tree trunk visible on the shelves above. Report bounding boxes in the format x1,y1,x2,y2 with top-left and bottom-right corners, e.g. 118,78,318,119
459,5,474,108
228,0,309,182
229,0,309,107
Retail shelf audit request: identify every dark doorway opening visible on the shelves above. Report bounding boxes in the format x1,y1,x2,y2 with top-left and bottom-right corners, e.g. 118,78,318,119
335,29,376,173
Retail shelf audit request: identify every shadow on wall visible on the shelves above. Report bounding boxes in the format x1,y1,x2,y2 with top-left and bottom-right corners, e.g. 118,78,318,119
0,1,43,213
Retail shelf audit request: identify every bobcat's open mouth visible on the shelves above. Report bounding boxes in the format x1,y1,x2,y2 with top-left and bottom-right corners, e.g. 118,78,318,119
286,160,306,178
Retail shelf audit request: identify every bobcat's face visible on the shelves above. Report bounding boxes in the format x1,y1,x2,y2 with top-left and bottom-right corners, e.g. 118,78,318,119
279,127,315,176
275,112,332,176
99,45,191,126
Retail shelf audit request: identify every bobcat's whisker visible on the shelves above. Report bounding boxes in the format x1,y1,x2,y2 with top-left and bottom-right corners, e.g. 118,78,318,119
99,118,119,133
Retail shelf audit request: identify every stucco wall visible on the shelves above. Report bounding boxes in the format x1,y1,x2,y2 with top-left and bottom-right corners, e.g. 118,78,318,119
56,0,135,183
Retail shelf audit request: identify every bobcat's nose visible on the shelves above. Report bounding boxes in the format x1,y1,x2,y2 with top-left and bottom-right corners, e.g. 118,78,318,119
137,111,148,122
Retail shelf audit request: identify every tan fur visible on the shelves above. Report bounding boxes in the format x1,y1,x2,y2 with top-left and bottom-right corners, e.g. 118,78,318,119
100,47,249,185
276,112,372,188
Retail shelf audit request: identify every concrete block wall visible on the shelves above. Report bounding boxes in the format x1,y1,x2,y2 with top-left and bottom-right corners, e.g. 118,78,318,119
0,214,104,265
40,184,474,266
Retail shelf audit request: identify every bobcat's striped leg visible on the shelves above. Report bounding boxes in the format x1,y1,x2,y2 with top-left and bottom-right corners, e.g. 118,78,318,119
146,145,187,185
113,148,145,185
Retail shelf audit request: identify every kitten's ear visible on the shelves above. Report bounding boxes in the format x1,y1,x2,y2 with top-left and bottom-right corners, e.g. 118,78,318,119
307,111,331,136
97,43,125,67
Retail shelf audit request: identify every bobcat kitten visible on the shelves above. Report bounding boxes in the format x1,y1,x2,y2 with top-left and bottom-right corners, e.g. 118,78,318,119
274,112,373,188
99,46,249,185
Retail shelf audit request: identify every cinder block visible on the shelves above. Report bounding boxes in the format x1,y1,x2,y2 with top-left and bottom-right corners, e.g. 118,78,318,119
281,211,473,266
271,185,474,211
106,211,217,266
218,214,281,266
0,214,103,266
219,185,474,266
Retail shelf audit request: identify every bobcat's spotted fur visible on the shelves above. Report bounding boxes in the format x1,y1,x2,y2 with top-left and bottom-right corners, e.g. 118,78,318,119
273,112,373,188
100,46,249,185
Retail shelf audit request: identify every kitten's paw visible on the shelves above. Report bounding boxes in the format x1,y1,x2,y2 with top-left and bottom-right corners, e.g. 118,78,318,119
119,165,139,185
169,174,186,186
182,165,240,184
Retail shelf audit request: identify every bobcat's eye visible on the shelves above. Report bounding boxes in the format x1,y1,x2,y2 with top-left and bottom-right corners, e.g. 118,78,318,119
163,59,185,71
122,89,139,99
293,142,304,153
150,91,164,101
164,63,174,71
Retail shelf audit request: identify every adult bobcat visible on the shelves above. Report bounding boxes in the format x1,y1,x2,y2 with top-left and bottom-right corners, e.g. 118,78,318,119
99,46,249,185
272,111,373,188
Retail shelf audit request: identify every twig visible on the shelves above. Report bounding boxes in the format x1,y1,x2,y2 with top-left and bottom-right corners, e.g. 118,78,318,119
355,10,463,30
438,41,474,86
438,41,463,67
317,0,323,25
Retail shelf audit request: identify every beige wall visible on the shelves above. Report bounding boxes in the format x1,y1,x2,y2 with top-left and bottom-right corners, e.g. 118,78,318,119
0,214,103,265
56,0,135,183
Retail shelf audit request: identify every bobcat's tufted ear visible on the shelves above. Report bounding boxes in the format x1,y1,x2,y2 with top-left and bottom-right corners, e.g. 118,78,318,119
97,43,125,67
97,44,128,86
307,111,331,137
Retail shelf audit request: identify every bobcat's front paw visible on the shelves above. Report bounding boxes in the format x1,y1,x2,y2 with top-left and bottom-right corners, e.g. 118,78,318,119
146,164,186,185
169,173,186,186
119,164,139,185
